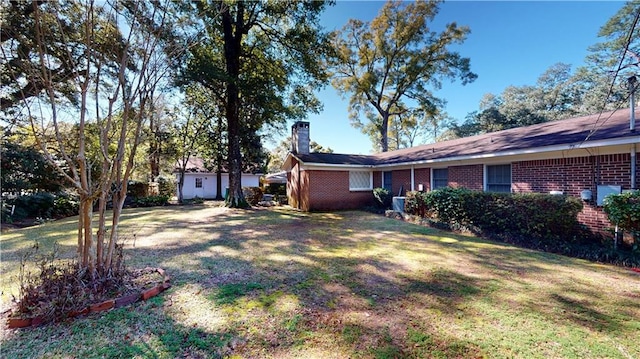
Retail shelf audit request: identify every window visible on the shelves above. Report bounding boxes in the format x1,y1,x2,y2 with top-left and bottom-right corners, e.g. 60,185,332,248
486,164,511,193
432,168,448,190
349,171,372,191
195,177,203,188
383,171,392,192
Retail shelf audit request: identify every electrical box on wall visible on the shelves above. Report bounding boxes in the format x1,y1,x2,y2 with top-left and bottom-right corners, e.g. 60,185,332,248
596,185,621,206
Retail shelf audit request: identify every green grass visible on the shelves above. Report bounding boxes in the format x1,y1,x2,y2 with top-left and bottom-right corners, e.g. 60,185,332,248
1,204,639,358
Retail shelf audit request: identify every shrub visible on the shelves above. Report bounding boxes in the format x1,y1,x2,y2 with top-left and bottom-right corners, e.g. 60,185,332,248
1,198,13,223
134,195,170,207
373,188,392,209
155,175,176,197
1,192,80,223
8,193,55,220
127,180,147,198
263,183,286,196
402,187,640,265
405,191,430,218
243,187,263,206
405,187,583,241
51,192,79,218
604,190,640,251
189,196,204,204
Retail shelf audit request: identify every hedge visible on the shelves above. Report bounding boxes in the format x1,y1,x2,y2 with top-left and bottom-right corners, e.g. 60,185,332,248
404,187,640,266
405,187,584,241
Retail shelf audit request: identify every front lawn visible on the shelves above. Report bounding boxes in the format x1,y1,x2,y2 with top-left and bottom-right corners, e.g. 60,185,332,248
1,205,639,358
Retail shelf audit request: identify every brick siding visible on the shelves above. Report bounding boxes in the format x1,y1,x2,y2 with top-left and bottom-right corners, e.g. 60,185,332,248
293,151,638,234
306,170,374,210
373,171,382,188
286,159,311,210
513,153,638,233
414,168,430,191
391,170,412,196
448,164,484,190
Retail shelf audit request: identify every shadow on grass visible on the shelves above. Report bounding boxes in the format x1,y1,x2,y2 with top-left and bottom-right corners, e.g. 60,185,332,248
1,295,236,359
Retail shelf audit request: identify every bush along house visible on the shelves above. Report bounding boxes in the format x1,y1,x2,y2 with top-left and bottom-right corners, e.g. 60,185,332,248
282,108,640,234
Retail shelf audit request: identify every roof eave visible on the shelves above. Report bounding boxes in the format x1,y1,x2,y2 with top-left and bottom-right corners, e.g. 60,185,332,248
378,136,640,168
282,134,639,171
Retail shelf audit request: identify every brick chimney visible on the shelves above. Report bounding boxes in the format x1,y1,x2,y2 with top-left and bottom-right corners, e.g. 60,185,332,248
291,121,310,154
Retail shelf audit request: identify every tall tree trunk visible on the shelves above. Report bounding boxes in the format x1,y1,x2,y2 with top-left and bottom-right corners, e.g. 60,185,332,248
177,172,185,204
215,116,224,200
380,112,389,152
79,196,94,273
222,4,247,208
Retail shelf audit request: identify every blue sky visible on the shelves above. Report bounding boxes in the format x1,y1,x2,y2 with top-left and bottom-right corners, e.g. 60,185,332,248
268,0,625,155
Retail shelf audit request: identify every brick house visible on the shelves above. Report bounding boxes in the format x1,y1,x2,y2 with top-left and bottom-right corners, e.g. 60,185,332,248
282,109,640,233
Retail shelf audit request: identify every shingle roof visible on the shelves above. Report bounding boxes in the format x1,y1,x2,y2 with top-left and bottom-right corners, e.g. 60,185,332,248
292,152,377,166
291,108,640,167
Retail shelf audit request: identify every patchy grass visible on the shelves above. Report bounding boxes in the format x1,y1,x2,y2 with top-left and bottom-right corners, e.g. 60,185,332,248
1,204,639,358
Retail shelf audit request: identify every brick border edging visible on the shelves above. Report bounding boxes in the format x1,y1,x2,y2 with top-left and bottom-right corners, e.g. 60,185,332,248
7,267,171,329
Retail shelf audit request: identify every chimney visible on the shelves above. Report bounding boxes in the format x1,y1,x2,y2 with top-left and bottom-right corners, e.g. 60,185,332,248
291,121,310,154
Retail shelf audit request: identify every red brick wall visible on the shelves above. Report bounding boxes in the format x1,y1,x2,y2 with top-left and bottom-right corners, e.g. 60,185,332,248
373,171,382,188
414,168,430,191
307,170,374,210
286,162,297,208
287,159,311,211
296,151,638,233
513,153,637,233
449,165,484,190
392,170,412,196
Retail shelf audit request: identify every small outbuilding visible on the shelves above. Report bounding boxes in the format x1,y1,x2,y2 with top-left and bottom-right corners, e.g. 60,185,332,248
174,157,261,200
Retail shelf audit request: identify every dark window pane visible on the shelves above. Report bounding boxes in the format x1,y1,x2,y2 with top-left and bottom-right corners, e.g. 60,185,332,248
383,171,392,191
486,164,511,193
433,168,448,190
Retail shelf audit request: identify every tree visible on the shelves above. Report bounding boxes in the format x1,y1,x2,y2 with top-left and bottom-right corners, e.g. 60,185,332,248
2,0,180,276
180,1,331,207
171,87,213,204
388,101,449,149
145,96,175,182
330,0,476,152
266,137,333,174
1,1,89,113
450,63,583,138
573,2,640,113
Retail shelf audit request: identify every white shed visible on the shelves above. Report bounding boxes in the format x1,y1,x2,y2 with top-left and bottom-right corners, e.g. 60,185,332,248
175,157,261,200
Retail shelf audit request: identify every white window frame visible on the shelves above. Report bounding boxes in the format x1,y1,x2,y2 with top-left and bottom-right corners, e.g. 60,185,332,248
431,168,449,190
195,177,203,188
484,164,512,193
349,171,373,191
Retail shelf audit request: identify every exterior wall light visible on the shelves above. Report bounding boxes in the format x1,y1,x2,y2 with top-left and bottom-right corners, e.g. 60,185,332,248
580,189,592,202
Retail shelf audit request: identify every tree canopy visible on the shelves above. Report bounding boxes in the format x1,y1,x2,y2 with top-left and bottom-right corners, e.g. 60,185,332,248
330,0,476,152
177,0,332,207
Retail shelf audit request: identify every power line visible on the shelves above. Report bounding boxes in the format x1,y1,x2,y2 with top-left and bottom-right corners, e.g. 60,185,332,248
581,5,640,145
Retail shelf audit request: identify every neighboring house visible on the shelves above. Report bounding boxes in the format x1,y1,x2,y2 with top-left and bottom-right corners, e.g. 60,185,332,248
174,157,261,200
282,110,640,233
262,171,288,186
